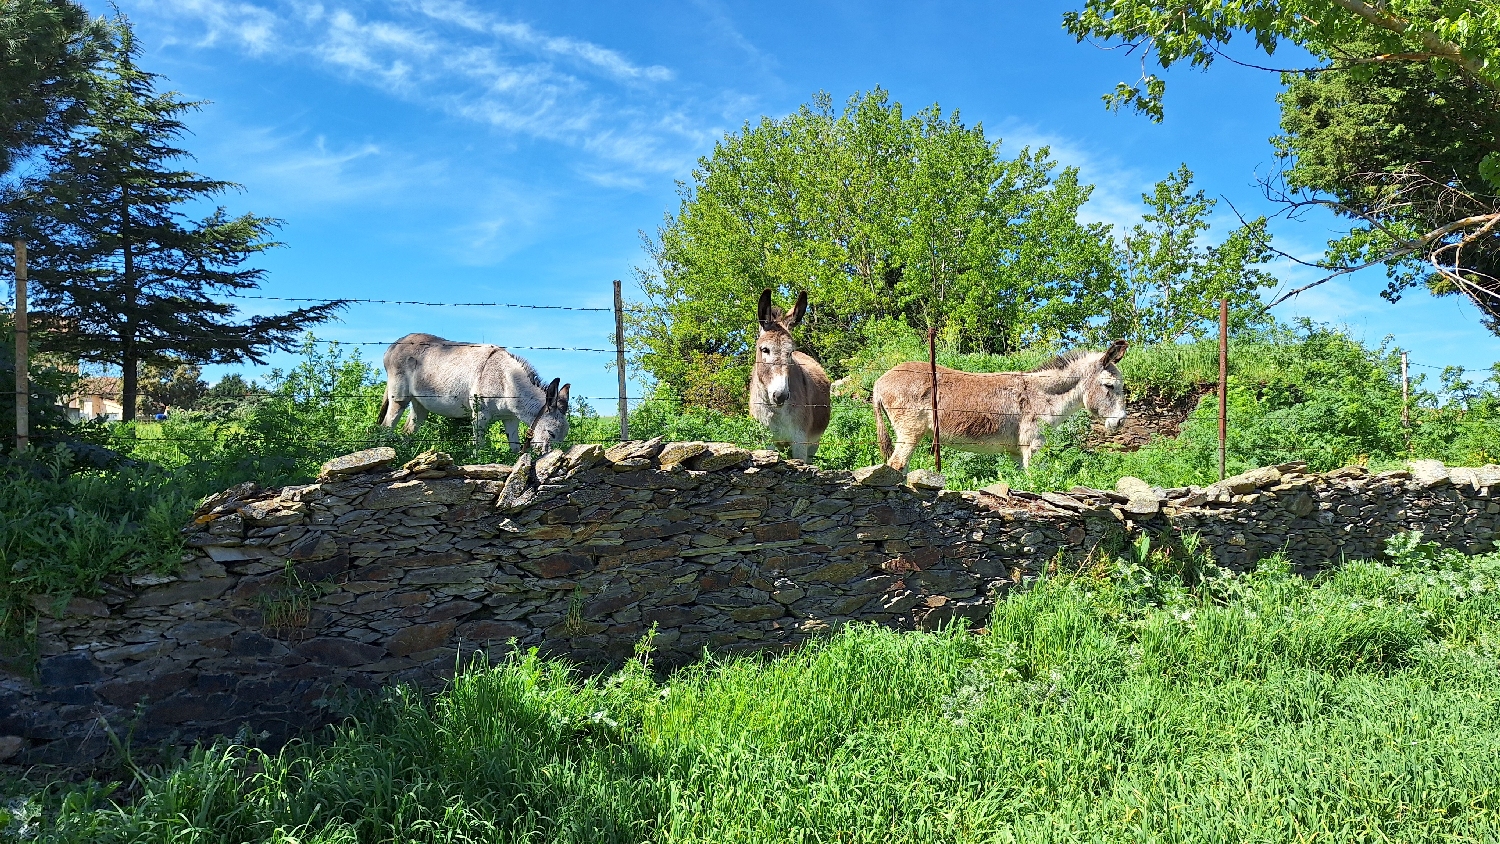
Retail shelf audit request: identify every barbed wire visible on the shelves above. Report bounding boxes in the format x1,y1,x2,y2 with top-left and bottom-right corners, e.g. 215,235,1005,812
95,400,1116,418
336,341,616,352
92,430,854,449
220,293,623,312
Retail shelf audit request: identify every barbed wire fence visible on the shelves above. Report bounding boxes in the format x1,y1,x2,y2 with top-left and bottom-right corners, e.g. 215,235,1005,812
10,260,1498,467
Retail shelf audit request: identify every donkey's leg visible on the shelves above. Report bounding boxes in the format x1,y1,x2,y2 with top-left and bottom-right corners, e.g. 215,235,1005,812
1019,431,1044,471
380,395,408,428
502,418,522,453
403,402,428,435
887,418,924,471
471,406,498,448
788,434,810,462
801,437,821,461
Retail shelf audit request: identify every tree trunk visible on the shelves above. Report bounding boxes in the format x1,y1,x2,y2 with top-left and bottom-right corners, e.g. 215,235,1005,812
120,185,135,422
121,348,137,422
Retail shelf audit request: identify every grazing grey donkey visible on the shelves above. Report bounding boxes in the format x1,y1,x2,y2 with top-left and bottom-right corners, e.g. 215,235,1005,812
378,333,570,452
874,341,1128,471
749,289,831,461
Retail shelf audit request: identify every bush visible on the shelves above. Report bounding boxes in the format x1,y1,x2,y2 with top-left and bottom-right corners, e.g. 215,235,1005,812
0,448,191,636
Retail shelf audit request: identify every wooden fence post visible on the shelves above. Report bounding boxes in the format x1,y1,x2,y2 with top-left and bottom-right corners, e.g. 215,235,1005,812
13,240,27,454
613,280,629,442
1401,350,1410,449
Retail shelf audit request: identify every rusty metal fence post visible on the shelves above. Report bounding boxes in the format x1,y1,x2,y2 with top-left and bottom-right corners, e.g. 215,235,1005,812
928,325,940,472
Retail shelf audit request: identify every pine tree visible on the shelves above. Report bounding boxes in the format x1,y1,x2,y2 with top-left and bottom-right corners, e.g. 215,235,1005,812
0,0,105,177
3,19,344,420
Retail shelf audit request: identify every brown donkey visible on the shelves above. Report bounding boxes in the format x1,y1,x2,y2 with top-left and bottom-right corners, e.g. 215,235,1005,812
749,289,831,460
873,341,1128,471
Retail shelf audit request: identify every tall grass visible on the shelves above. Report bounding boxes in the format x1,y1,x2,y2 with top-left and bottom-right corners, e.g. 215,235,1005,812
25,536,1500,842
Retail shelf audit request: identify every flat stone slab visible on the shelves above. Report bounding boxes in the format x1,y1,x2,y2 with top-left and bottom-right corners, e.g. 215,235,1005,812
659,441,709,468
319,447,397,480
461,464,513,480
361,478,473,509
853,464,904,487
1215,466,1282,495
688,443,752,472
1408,459,1450,488
907,470,945,490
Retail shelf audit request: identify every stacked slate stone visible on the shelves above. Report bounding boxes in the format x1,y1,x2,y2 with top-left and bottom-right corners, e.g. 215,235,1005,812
6,445,1499,768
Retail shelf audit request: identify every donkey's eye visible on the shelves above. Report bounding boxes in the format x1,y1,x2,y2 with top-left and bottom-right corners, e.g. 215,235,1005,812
761,347,771,355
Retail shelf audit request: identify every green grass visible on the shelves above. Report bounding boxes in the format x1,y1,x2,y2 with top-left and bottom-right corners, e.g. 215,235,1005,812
20,535,1500,843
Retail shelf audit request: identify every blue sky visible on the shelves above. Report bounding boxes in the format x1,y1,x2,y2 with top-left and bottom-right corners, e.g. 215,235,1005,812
95,0,1496,405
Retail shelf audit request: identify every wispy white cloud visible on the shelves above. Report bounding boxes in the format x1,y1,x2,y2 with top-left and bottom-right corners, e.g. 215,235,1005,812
136,0,280,52
996,121,1151,234
125,0,713,178
408,0,673,83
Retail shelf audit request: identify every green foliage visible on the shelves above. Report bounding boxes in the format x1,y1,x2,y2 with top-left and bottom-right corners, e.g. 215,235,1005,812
630,88,1118,406
134,359,206,416
0,0,104,178
1065,1,1500,334
624,384,771,448
0,17,343,421
32,541,1500,842
1063,0,1500,121
0,314,83,457
0,447,190,636
1097,165,1277,345
1275,50,1500,332
630,91,1277,413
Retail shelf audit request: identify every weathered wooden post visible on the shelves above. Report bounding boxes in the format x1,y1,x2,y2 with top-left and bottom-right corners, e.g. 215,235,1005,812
1400,350,1410,429
613,279,629,442
13,240,27,454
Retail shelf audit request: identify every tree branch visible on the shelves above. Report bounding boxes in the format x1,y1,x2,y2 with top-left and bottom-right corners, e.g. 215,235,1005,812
1327,0,1496,90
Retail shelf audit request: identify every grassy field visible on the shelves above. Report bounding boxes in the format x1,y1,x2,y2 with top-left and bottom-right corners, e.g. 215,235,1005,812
15,535,1500,843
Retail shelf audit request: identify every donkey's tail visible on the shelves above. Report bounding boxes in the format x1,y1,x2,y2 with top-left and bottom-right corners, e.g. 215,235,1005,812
874,388,893,460
377,392,390,426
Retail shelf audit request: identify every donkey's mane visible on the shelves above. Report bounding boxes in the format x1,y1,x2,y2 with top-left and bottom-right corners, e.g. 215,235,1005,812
1028,348,1094,373
497,347,544,389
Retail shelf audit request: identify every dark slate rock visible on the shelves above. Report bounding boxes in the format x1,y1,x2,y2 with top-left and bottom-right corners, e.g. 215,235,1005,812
39,653,103,687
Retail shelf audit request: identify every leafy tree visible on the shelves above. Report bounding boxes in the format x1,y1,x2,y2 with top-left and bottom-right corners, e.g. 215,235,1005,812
198,372,264,415
0,0,105,177
1096,165,1277,345
1063,0,1500,331
631,89,1116,408
136,358,206,415
1,20,344,421
1063,0,1500,121
1274,54,1500,330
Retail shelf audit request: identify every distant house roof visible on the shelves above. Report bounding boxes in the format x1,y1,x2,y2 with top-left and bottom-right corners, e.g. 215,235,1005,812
79,376,122,400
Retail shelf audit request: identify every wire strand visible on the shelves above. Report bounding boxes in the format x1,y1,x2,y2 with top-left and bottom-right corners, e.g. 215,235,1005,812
222,293,616,312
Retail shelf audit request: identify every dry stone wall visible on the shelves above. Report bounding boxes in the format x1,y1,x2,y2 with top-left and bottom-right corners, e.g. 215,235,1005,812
6,443,1500,768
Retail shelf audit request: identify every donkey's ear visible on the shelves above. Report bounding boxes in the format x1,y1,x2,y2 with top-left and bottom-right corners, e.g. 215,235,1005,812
545,377,560,404
787,291,808,328
1103,340,1129,365
556,383,571,408
756,289,774,328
